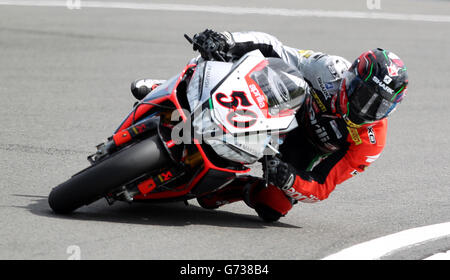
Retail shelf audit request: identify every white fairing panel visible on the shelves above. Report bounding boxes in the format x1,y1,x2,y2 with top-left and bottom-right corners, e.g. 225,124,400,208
186,61,233,112
191,50,306,164
210,51,298,134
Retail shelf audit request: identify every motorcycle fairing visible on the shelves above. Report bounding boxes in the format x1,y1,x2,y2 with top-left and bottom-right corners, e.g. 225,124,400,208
192,50,306,163
210,50,298,135
186,60,233,112
115,66,194,134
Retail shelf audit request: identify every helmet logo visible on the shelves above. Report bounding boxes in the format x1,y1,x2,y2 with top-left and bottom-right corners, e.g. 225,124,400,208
387,63,399,77
372,76,394,95
383,75,392,84
388,52,404,67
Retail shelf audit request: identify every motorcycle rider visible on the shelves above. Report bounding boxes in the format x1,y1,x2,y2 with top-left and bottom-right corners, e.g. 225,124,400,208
131,30,408,222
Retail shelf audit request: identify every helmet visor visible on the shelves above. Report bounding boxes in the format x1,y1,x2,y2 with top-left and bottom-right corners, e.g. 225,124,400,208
346,74,397,124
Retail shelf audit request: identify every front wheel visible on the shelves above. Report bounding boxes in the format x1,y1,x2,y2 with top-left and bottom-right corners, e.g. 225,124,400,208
48,135,171,214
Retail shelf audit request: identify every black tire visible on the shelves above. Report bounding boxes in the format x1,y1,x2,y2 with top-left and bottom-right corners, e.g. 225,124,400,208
48,135,171,214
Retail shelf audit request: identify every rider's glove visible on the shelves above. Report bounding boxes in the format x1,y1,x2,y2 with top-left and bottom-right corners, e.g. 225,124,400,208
263,157,296,191
192,29,234,61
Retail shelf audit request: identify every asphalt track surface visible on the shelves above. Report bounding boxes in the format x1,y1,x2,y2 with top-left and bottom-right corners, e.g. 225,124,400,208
0,0,449,260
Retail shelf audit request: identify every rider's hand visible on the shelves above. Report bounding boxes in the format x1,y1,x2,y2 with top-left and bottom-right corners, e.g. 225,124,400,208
192,29,232,61
263,157,296,191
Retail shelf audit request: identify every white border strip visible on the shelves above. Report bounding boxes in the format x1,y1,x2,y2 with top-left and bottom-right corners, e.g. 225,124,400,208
0,0,450,23
424,250,450,260
322,222,450,260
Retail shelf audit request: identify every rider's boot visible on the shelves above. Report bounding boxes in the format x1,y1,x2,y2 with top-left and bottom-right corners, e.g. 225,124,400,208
196,183,246,210
247,183,294,222
196,179,294,222
130,79,165,100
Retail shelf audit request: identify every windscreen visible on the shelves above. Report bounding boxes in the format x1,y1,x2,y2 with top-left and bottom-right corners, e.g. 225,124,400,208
249,58,306,116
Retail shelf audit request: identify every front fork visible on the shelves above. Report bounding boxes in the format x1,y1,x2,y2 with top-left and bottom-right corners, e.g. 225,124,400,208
87,115,187,203
87,117,160,164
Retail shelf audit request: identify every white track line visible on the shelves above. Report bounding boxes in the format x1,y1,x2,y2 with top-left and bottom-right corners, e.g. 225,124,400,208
0,0,450,23
424,250,450,260
322,222,450,260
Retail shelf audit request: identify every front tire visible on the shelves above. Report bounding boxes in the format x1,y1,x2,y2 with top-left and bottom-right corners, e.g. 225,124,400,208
48,135,171,214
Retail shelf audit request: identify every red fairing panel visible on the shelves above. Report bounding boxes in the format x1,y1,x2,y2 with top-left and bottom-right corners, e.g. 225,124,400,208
284,119,388,203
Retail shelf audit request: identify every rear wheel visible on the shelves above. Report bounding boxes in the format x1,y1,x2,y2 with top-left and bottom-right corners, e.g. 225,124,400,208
48,135,171,214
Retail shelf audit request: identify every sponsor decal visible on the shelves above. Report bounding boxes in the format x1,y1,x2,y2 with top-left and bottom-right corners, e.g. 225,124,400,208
284,186,320,203
308,104,330,143
383,75,392,85
204,64,212,89
367,126,376,144
372,76,394,95
311,90,327,112
344,115,362,129
138,177,157,195
387,63,399,77
347,127,362,145
330,120,342,139
312,98,320,113
325,82,334,90
248,84,266,109
317,77,332,100
350,169,359,176
388,52,404,68
328,65,339,79
158,171,173,182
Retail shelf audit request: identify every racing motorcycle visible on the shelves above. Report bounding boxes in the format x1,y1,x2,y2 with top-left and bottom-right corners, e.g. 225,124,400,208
48,35,307,217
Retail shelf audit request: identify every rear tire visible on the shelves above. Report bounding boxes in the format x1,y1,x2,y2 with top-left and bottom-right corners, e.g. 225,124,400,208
48,135,171,214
